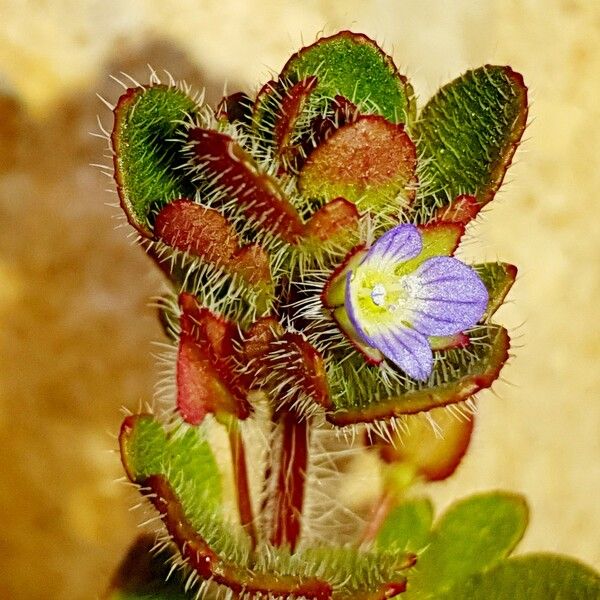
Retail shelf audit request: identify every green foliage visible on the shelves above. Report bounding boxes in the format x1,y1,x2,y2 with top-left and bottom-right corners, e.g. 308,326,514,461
327,325,509,424
403,492,529,598
474,262,518,320
281,31,415,124
122,415,223,518
120,415,415,598
120,414,248,563
414,66,528,218
375,498,433,553
112,85,198,236
437,554,600,599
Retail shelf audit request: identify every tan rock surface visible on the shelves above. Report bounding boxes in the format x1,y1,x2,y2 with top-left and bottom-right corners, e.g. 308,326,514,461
0,1,598,598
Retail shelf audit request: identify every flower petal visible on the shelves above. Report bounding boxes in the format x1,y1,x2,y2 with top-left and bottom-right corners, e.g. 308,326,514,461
403,256,489,336
367,325,433,382
364,223,422,268
345,272,433,381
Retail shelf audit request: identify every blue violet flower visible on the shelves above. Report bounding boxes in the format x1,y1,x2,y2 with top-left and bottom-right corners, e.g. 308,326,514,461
342,224,488,381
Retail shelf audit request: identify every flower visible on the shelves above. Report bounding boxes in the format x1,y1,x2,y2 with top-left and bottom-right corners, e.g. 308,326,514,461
344,224,488,381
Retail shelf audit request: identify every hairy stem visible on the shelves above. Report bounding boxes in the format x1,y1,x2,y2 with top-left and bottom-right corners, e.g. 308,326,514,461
270,411,310,551
227,419,257,548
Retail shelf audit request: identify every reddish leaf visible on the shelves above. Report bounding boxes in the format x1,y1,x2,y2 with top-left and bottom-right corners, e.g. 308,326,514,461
376,405,475,482
233,243,272,286
304,197,360,241
294,95,360,171
282,333,330,410
177,294,250,423
243,317,285,361
245,325,331,411
253,78,280,127
179,293,237,358
431,194,482,226
155,199,272,288
299,115,417,209
274,76,318,170
188,128,305,243
155,199,238,265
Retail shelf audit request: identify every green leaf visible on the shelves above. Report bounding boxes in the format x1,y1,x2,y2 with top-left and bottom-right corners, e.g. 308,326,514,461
414,66,527,221
119,414,238,559
436,554,600,600
473,262,518,321
120,415,416,598
327,325,509,425
112,85,198,236
376,498,433,553
280,31,414,124
405,492,529,598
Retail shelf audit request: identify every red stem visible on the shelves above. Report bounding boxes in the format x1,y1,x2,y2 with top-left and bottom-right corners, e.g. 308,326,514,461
270,411,310,551
227,421,257,549
359,489,396,549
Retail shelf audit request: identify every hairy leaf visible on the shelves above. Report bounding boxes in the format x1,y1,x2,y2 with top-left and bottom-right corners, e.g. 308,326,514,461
299,115,416,214
249,331,331,413
188,128,305,243
275,76,319,168
120,415,416,599
216,91,253,126
414,66,528,221
112,85,197,236
304,197,360,242
281,31,414,124
155,199,273,288
327,325,509,425
176,294,250,424
474,262,518,320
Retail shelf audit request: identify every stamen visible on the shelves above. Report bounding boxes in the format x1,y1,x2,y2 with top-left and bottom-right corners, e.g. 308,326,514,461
371,283,387,307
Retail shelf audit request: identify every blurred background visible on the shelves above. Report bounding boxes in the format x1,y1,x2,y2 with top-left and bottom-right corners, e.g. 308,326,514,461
0,1,598,598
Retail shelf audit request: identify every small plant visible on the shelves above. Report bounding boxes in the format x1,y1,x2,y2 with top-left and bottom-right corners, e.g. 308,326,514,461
101,32,599,599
